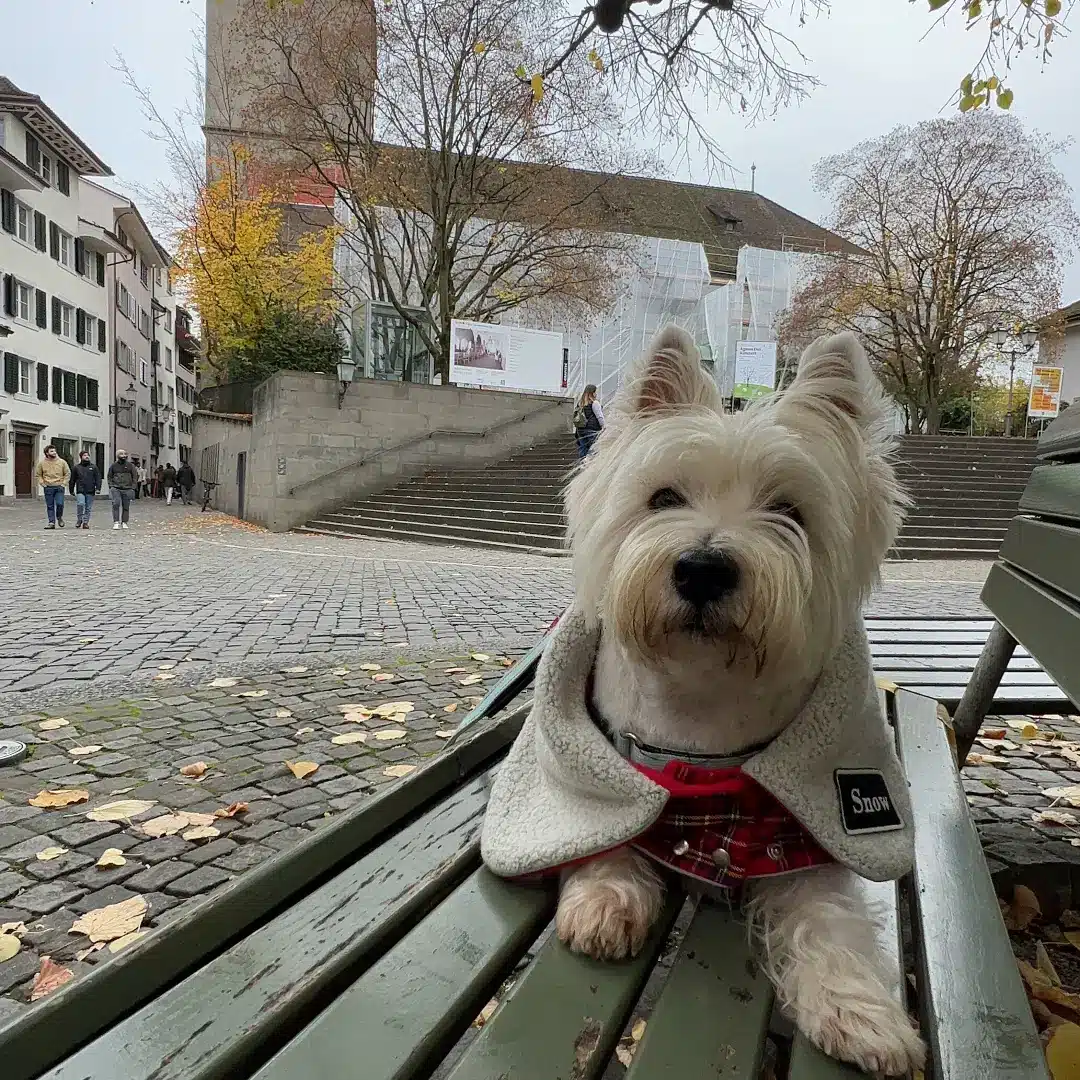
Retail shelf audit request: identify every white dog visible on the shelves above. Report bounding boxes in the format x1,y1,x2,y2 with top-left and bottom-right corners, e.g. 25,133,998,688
481,326,924,1075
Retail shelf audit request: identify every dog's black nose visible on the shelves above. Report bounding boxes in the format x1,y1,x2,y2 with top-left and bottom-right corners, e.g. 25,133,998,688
673,550,740,607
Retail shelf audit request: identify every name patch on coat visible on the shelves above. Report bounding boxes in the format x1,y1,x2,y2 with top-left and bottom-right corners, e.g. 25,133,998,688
834,770,903,834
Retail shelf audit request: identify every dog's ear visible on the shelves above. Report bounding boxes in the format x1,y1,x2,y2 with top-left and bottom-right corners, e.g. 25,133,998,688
784,332,888,431
633,325,718,413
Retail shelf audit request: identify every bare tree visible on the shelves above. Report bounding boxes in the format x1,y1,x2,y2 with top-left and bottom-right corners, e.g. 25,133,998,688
782,113,1077,434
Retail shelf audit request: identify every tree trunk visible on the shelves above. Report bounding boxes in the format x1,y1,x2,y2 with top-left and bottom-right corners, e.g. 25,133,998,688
925,379,941,435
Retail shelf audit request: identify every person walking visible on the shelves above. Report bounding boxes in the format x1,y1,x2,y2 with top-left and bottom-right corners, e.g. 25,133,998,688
35,445,71,529
107,449,139,530
135,461,146,499
162,463,178,505
176,461,197,505
572,384,604,459
69,450,101,530
153,465,164,499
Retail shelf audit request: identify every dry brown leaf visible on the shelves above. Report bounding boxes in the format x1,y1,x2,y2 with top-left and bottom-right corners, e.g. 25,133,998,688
372,672,395,682
182,825,220,842
1,922,26,936
69,745,104,757
631,1018,646,1042
108,930,148,954
1006,719,1039,738
209,677,239,688
384,764,417,778
96,849,127,869
179,761,209,778
1045,787,1080,808
87,799,156,822
239,689,268,698
286,760,319,780
158,662,177,670
372,701,414,717
967,753,1010,766
75,942,105,962
38,718,69,731
336,703,373,714
977,736,1017,750
372,729,407,742
30,956,74,1000
1018,960,1080,1023
435,730,455,739
1046,1021,1080,1077
1011,885,1042,930
615,1045,635,1067
36,846,68,861
140,811,216,838
29,789,89,808
331,667,350,676
359,663,382,671
981,728,1008,739
295,726,316,736
443,667,471,674
501,658,513,667
0,934,20,963
1037,942,1063,986
472,999,498,1029
1057,747,1080,768
341,712,370,725
470,653,490,662
443,703,459,713
153,672,177,681
275,709,293,718
459,674,484,686
214,802,249,819
1035,810,1080,826
874,676,899,693
71,896,147,943
331,732,369,745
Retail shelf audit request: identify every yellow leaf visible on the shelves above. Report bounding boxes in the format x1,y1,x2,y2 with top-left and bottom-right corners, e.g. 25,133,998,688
436,730,455,739
372,701,414,717
1011,884,1042,930
1006,720,1039,738
373,729,407,742
182,825,221,842
337,703,373,714
30,956,74,1000
209,677,238,688
473,41,487,55
71,895,148,943
179,761,209,778
331,732,369,744
86,799,156,822
96,849,127,869
531,73,544,102
459,674,484,686
443,667,471,674
384,764,417,778
1037,941,1062,986
139,814,191,838
38,718,69,731
1047,1022,1080,1078
214,801,249,818
443,703,459,713
69,745,103,757
874,677,899,693
1,922,26,935
470,653,490,662
1033,810,1079,826
0,935,20,963
287,760,319,779
631,1018,647,1042
615,1045,635,1067
296,726,316,736
29,789,89,808
36,847,68,861
108,930,148,954
1045,787,1080,808
473,998,498,1027
1046,0,1062,16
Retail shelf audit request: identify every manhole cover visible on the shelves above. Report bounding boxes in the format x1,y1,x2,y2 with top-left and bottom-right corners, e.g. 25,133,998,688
0,740,28,766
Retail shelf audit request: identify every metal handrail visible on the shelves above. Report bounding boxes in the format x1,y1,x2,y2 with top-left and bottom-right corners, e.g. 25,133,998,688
286,395,568,496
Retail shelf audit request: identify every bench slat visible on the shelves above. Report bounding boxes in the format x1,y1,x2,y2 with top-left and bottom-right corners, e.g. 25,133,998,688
250,869,553,1080
875,657,1042,671
1000,516,1080,607
982,563,1080,709
1020,463,1080,523
447,893,685,1080
894,690,1048,1080
789,1034,867,1078
39,774,496,1080
865,619,995,629
868,631,1009,644
871,644,1031,658
625,900,773,1079
876,669,1057,687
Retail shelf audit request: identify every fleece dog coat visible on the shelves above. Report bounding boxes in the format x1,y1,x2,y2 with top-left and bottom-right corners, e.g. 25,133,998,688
481,607,914,885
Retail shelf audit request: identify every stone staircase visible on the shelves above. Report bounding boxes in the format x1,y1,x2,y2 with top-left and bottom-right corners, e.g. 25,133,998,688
892,436,1040,559
299,433,1041,559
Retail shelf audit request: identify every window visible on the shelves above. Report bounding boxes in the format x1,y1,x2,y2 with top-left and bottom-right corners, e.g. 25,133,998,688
40,154,51,186
15,281,32,322
17,357,33,395
25,132,40,174
166,271,174,296
0,117,5,149
117,284,132,319
116,339,135,375
165,347,173,372
63,370,77,406
116,225,128,249
58,229,72,268
139,307,150,338
56,160,70,196
53,438,77,468
138,408,151,435
60,303,73,340
168,424,176,449
168,386,175,410
164,310,172,332
140,359,148,385
139,260,149,289
155,267,163,287
15,201,31,244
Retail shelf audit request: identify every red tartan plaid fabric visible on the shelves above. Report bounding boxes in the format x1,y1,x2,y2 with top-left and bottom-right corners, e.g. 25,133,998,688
630,760,834,891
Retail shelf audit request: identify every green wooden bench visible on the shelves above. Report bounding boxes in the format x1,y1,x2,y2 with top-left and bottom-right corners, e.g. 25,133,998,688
0,637,1046,1080
954,407,1080,763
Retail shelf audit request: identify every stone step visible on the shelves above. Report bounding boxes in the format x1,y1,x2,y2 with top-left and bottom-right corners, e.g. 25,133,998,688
888,545,1000,560
357,494,566,519
300,516,568,552
321,507,567,539
893,532,1004,552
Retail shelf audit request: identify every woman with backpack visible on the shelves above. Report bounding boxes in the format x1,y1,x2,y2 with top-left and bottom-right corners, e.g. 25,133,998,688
573,384,604,458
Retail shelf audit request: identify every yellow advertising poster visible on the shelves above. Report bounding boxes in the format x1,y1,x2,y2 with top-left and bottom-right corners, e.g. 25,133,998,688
1028,365,1064,419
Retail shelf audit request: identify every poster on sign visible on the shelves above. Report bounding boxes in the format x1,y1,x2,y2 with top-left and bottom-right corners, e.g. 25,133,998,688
1028,365,1064,419
733,341,778,401
450,320,565,395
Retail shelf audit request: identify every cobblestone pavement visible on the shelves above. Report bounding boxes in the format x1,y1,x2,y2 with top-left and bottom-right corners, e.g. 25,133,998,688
0,499,986,710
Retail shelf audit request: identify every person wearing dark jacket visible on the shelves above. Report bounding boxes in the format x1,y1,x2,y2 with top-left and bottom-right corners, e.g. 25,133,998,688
68,451,102,530
162,463,178,505
107,450,139,530
176,462,197,505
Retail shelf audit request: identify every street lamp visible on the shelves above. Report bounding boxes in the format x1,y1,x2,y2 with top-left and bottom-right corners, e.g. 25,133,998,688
994,327,1038,437
337,356,357,408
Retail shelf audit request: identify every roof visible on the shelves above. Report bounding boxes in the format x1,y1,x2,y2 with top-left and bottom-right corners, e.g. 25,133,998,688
0,76,112,176
1058,299,1080,326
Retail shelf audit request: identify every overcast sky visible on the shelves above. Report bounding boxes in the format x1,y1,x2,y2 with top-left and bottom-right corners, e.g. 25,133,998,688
4,0,1078,302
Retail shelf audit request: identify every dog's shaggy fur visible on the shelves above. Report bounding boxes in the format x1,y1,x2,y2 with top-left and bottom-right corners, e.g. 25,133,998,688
558,326,924,1074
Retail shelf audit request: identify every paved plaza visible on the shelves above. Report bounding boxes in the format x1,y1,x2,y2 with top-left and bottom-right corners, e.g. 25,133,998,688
0,497,1057,1018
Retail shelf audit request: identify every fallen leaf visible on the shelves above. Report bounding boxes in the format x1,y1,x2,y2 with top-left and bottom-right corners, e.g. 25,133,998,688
967,753,1010,766
615,1045,635,1067
38,718,69,731
1046,787,1080,808
295,727,315,736
78,637,96,644
1019,959,1080,1023
501,658,513,667
286,761,319,780
443,703,459,713
470,653,490,662
372,701,414,717
331,667,350,676
75,942,105,961
239,689,268,698
384,764,417,778
1038,942,1063,986
1006,719,1039,738
436,730,455,739
214,802,248,819
96,849,127,868
36,846,68,861
1011,885,1042,930
69,745,103,757
158,662,177,670
1,922,26,935
152,672,177,681
331,732,369,744
30,956,74,1000
337,703,373,714
0,935,20,963
1034,810,1080,826
372,673,396,682
86,799,156,822
631,1018,647,1042
29,789,89,808
140,810,216,837
341,712,370,724
71,896,147,943
388,641,408,647
209,677,239,688
275,709,293,718
179,762,209,778
283,666,308,673
977,736,1017,751
1057,747,1080,768
373,728,407,742
359,663,382,671
443,667,471,674
107,930,147,954
981,729,1008,740
182,825,220,842
472,999,498,1028
1047,1021,1080,1077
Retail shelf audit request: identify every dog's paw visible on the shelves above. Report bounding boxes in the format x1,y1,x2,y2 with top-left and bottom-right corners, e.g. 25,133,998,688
797,997,925,1077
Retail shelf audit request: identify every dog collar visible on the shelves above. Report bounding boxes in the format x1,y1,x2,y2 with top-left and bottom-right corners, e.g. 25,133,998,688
609,729,759,771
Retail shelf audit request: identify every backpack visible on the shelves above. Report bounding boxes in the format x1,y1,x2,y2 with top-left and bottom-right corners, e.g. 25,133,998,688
573,404,589,429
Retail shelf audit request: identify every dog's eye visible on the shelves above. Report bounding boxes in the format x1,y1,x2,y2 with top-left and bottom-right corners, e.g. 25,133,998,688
648,487,686,511
769,501,805,529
